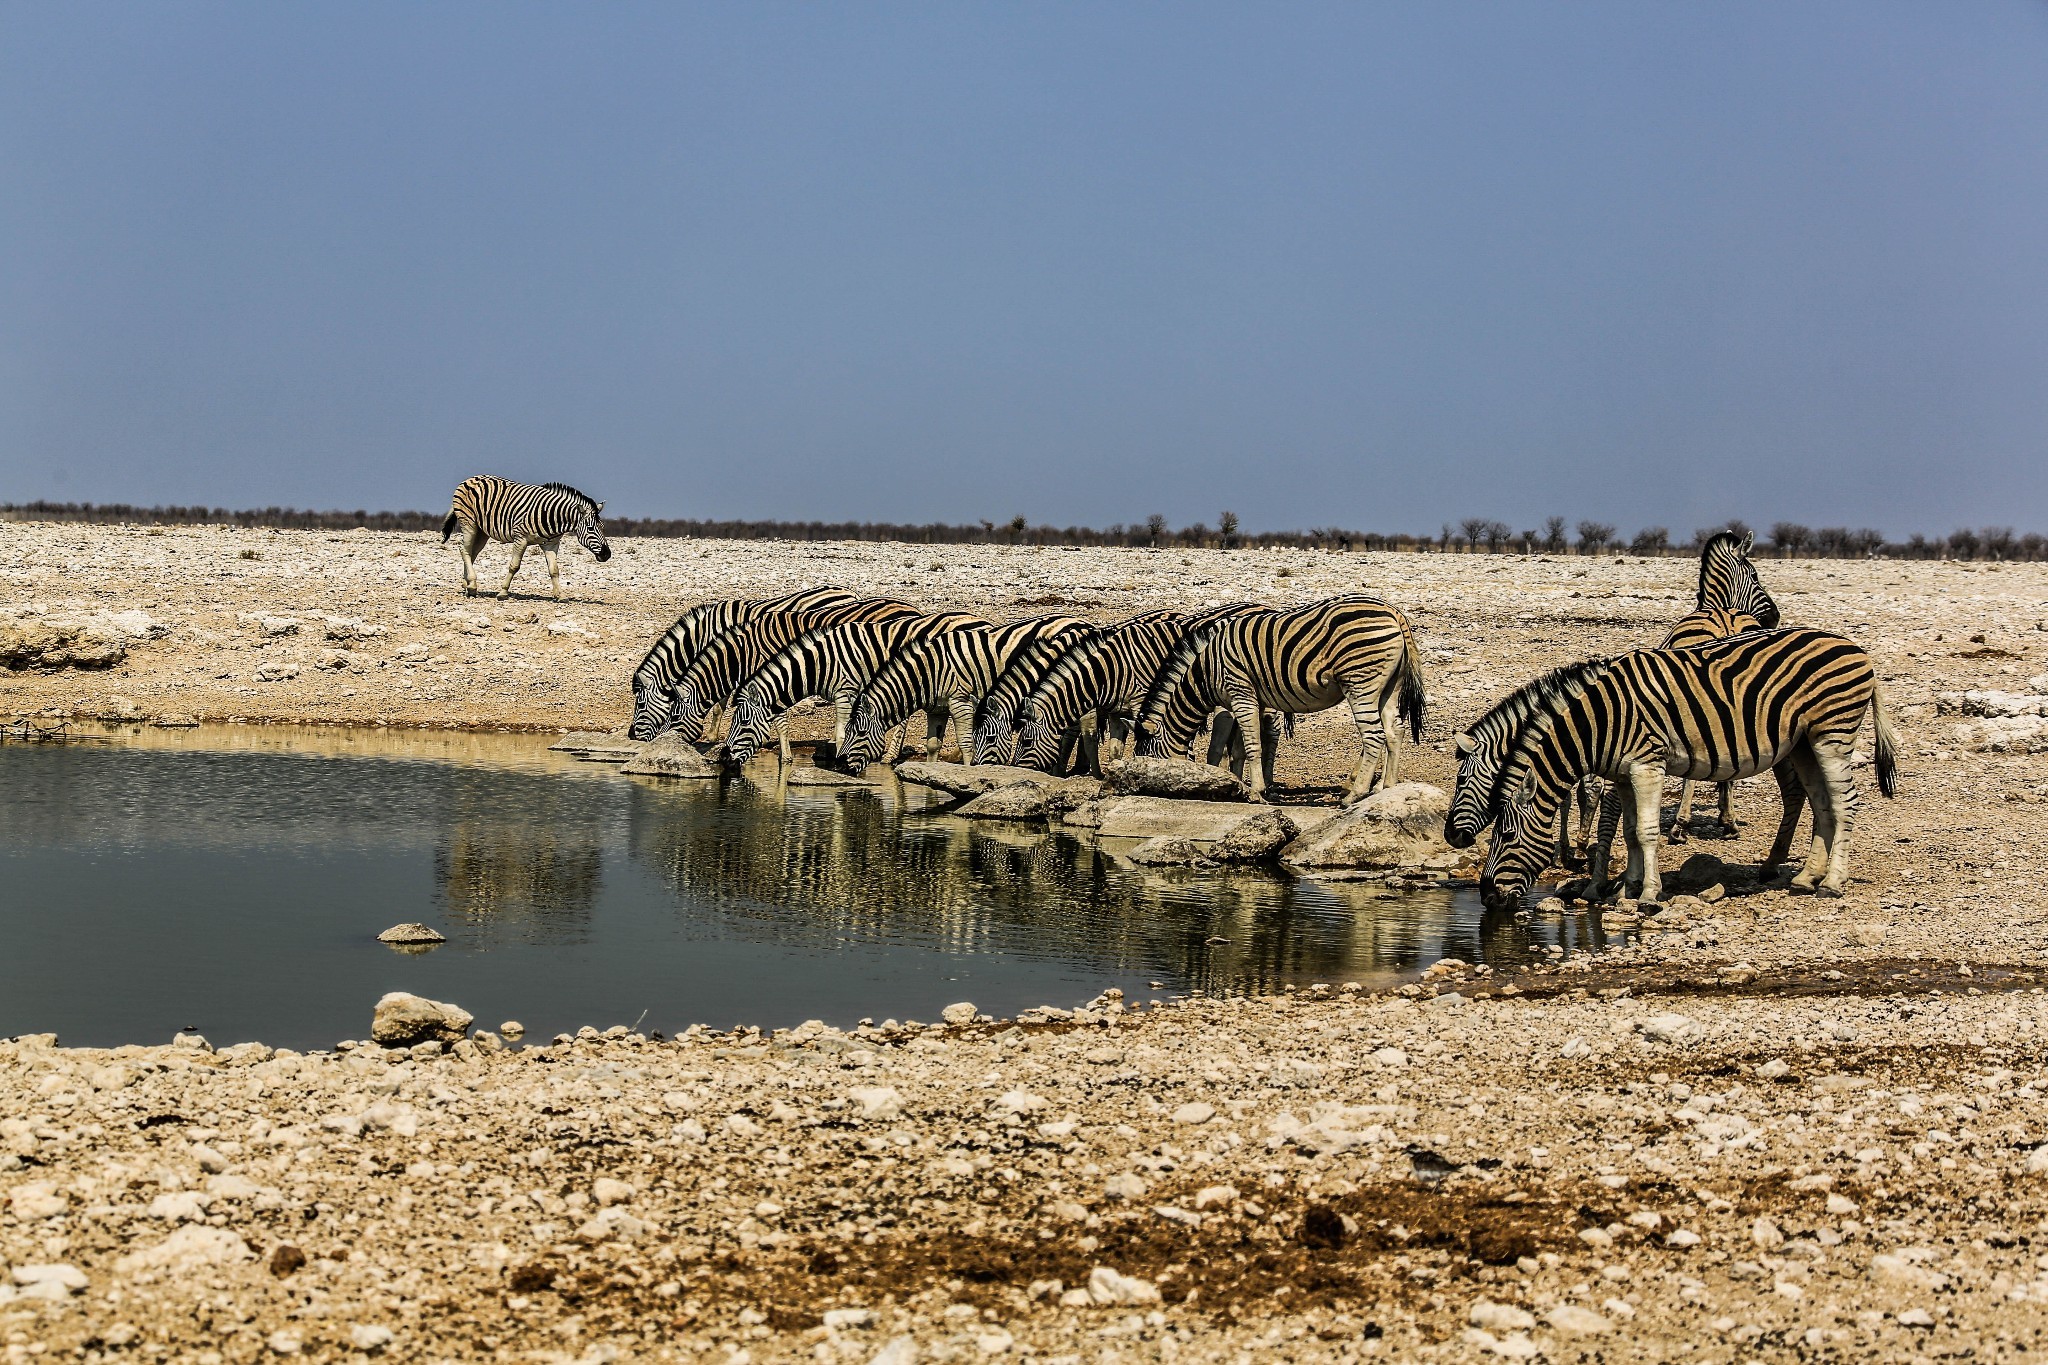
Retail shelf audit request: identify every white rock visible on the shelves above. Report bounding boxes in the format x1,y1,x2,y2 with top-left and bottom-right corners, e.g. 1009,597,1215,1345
577,1206,651,1241
1547,1304,1612,1335
1469,1300,1537,1332
369,991,473,1045
1752,1215,1785,1250
1757,1058,1792,1079
1666,1228,1702,1248
992,1090,1048,1114
10,1264,87,1294
148,1191,211,1222
267,1330,302,1354
942,1002,979,1025
1897,1308,1935,1328
849,1087,904,1120
824,1308,877,1329
7,1183,66,1219
1171,1102,1216,1125
114,1225,253,1276
593,1178,635,1207
1638,1013,1704,1044
347,1325,395,1353
1193,1185,1240,1210
869,1337,919,1365
1087,1266,1162,1306
1279,782,1458,868
1371,1047,1409,1068
2026,1145,2048,1175
375,922,446,945
1103,1173,1148,1200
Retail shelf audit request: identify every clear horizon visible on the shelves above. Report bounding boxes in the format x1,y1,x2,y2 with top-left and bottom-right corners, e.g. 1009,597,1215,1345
4,2,2045,540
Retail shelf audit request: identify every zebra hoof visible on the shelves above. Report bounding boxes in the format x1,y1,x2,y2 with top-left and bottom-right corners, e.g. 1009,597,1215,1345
1814,883,1846,899
1668,828,1689,846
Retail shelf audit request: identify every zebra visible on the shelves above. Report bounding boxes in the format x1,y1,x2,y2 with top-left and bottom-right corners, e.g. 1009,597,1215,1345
720,612,991,767
1658,605,1767,842
628,589,858,740
969,625,1106,765
1476,628,1898,910
665,597,921,742
1134,595,1426,803
1014,606,1255,774
840,617,1089,774
441,476,611,600
1695,529,1780,629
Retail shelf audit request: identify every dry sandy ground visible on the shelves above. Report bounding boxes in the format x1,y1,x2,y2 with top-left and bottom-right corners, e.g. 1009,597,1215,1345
5,520,2048,1362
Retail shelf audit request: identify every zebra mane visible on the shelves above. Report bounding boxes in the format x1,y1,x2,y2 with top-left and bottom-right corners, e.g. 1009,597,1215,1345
1695,529,1751,606
1136,624,1217,738
542,482,602,514
1496,656,1618,799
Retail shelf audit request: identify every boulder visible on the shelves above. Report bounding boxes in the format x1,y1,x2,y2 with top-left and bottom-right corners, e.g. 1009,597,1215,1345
1211,809,1301,862
0,610,162,671
1102,758,1253,802
620,734,719,778
1126,836,1213,867
376,923,445,945
1096,796,1336,846
153,713,200,729
370,992,474,1047
784,766,876,787
1279,783,1457,872
893,761,1065,797
957,783,1053,820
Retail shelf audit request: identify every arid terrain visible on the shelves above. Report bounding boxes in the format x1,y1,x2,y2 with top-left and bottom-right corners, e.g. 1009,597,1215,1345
5,519,2048,1362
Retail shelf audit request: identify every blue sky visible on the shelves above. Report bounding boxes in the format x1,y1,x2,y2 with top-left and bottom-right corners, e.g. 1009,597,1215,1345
3,2,2044,536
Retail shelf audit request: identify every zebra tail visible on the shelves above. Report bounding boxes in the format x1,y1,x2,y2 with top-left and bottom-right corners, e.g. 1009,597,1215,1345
1397,620,1427,744
440,510,459,543
1871,682,1899,799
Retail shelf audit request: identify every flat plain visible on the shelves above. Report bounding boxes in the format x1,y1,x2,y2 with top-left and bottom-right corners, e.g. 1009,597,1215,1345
5,520,2048,1362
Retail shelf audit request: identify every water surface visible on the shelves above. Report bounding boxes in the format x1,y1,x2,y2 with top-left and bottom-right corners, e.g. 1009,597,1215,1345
0,726,1603,1049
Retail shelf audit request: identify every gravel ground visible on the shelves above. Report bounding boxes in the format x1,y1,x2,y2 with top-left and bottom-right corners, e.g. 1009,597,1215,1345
4,520,2048,1361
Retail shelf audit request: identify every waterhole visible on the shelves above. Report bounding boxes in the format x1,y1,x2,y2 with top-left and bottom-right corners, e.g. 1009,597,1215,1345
0,727,1604,1049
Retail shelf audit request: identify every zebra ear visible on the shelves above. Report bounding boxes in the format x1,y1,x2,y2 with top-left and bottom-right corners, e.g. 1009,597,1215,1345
596,502,605,513
1738,529,1754,554
1453,733,1475,756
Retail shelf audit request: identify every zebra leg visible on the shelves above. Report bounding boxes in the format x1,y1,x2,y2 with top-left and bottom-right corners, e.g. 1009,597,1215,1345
947,698,977,762
778,718,791,766
499,537,531,598
1784,743,1833,890
458,527,487,596
1716,780,1737,835
1340,678,1391,802
1669,778,1694,844
1763,756,1810,870
1805,736,1859,897
1226,689,1266,799
1574,778,1602,869
1204,712,1239,771
1627,764,1667,903
1259,710,1282,793
1589,784,1625,899
540,536,564,601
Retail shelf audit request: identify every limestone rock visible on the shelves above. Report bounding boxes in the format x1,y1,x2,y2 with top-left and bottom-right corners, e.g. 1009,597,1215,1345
1087,1266,1161,1306
957,783,1052,820
894,761,1064,797
153,713,200,728
784,766,876,786
1102,757,1253,802
1279,783,1457,871
370,992,473,1046
1210,809,1299,862
941,1002,979,1025
376,923,445,945
1096,796,1331,845
1127,836,1213,866
113,1225,253,1277
620,733,719,778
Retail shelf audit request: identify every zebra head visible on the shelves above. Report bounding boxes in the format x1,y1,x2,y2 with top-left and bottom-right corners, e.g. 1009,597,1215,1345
575,502,612,562
971,705,1015,765
839,700,887,774
1479,792,1555,912
667,680,711,741
1015,705,1064,772
722,693,772,767
1443,730,1501,849
1699,529,1777,628
629,680,669,741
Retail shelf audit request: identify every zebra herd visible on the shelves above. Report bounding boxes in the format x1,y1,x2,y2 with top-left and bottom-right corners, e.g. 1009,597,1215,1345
628,590,1428,806
438,487,1883,912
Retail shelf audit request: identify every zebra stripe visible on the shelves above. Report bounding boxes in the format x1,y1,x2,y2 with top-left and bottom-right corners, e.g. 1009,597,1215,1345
629,589,859,740
1478,628,1898,909
722,612,991,766
666,597,921,742
1013,606,1254,773
1656,605,1767,841
969,625,1108,765
1695,530,1780,627
440,475,611,600
1134,595,1426,802
841,617,1089,773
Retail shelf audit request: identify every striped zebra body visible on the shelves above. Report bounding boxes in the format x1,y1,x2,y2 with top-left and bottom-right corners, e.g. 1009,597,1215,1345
441,475,611,600
1014,607,1252,774
667,598,920,742
969,625,1106,765
723,612,991,766
1656,605,1767,842
629,589,859,740
840,617,1088,773
1478,628,1897,909
1135,595,1426,802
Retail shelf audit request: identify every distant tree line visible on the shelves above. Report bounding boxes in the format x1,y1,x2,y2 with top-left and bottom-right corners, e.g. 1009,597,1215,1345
3,500,2042,560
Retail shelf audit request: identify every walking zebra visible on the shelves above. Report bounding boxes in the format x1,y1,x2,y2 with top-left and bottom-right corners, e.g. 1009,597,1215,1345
1134,595,1426,802
629,589,859,740
665,597,921,742
721,612,991,767
840,617,1089,774
1014,606,1254,774
441,475,611,600
1476,628,1897,910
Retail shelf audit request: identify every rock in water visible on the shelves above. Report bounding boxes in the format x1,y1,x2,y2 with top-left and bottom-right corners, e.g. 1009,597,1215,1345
784,766,876,786
893,761,1066,796
1210,809,1299,862
1279,783,1457,871
1126,836,1214,866
370,992,474,1047
1102,757,1253,802
620,734,719,778
956,783,1052,820
376,923,445,945
1096,796,1334,845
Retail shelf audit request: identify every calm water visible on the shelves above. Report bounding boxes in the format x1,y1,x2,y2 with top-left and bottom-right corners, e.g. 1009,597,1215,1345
0,727,1605,1049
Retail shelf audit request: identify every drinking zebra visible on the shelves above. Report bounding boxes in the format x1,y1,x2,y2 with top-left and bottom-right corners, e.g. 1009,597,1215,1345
441,475,611,600
1477,628,1897,910
969,625,1106,765
1014,606,1256,774
840,617,1089,773
1135,595,1426,803
720,612,991,767
665,597,921,742
629,589,859,741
